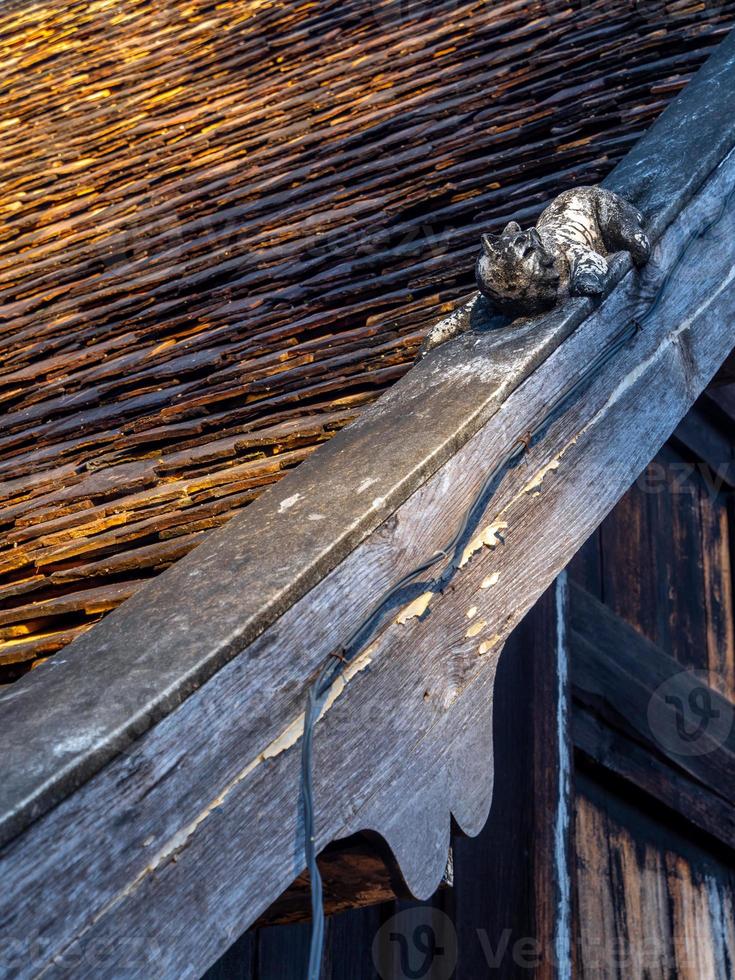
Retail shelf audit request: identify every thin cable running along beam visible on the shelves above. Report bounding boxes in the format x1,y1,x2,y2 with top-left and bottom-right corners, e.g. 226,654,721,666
299,171,735,978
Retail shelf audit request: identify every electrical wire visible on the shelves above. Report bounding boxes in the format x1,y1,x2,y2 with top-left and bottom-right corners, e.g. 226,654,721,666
299,172,735,978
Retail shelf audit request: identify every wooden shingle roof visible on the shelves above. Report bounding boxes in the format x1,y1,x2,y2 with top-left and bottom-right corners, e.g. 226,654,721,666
2,0,734,680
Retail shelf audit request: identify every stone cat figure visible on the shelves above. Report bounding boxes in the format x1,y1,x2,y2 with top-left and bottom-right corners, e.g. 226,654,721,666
419,186,650,355
476,186,650,317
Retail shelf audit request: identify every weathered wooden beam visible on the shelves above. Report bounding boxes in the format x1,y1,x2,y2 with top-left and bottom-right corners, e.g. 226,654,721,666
3,30,735,980
570,583,735,851
671,405,735,491
4,24,735,851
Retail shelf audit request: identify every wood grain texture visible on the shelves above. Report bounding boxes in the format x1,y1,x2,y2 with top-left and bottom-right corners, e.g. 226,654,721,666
232,408,735,979
598,445,735,675
2,0,734,679
570,583,735,850
530,576,574,980
574,773,735,979
212,367,735,978
579,436,735,700
450,579,574,979
4,117,735,978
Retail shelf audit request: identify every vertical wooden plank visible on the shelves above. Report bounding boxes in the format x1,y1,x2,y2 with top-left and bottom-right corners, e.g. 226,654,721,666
599,441,734,671
202,932,256,980
535,573,573,980
666,854,719,980
257,922,311,979
573,794,622,980
599,458,672,652
667,450,709,672
574,783,680,979
324,904,383,980
451,622,535,978
611,815,674,977
630,843,674,978
452,576,573,978
574,772,735,980
701,489,735,700
708,878,735,978
567,528,603,601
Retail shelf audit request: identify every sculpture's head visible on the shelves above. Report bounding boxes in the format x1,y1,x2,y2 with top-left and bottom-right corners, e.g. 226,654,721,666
475,221,560,317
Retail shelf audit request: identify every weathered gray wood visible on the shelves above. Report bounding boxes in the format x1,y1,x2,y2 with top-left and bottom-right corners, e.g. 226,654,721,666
3,99,735,977
4,27,735,856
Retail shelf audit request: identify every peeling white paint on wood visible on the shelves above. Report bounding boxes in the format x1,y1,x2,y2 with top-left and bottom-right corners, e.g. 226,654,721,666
459,521,507,568
100,641,380,924
478,635,502,656
523,456,561,494
396,592,433,624
465,619,486,638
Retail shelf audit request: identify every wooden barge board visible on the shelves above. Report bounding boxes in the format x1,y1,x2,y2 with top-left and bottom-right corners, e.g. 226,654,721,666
2,0,735,678
3,28,735,980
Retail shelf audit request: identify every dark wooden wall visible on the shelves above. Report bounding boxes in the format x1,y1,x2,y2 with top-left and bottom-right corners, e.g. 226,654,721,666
205,383,735,977
568,384,735,977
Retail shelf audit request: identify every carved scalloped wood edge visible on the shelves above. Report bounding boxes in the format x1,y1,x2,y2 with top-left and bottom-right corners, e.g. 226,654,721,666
3,31,735,980
361,143,735,897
